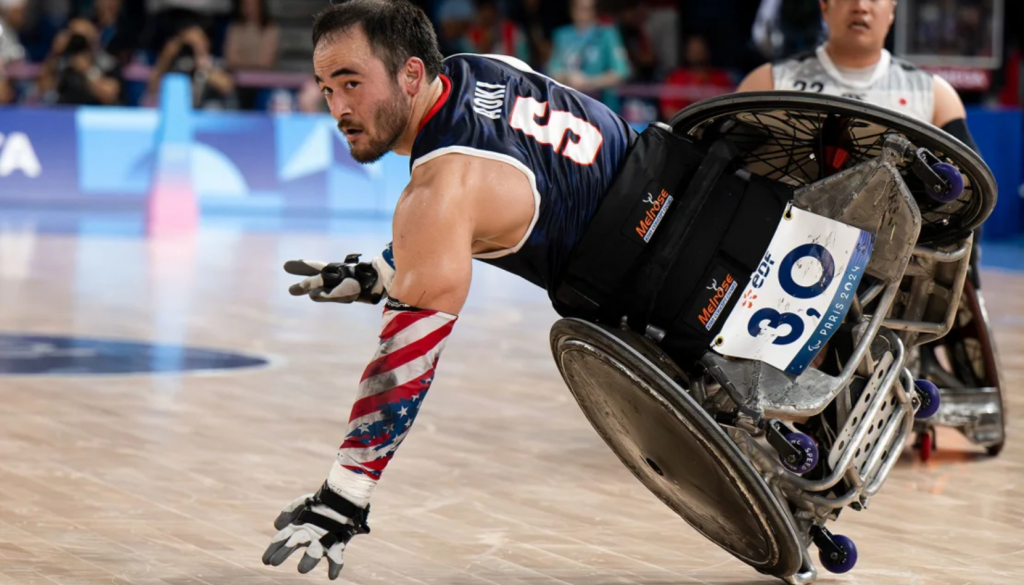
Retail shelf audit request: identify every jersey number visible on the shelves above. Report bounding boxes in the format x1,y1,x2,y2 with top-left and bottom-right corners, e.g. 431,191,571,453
793,80,825,93
509,97,604,165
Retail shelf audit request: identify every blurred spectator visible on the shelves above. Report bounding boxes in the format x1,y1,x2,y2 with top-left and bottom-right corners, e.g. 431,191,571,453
547,0,630,109
643,0,679,76
148,24,235,109
144,0,230,56
0,72,11,104
224,0,277,69
223,0,276,109
617,1,655,81
38,18,121,105
435,0,475,56
660,34,733,119
296,77,327,113
92,0,122,47
460,0,529,62
0,0,27,65
685,0,763,73
517,0,569,70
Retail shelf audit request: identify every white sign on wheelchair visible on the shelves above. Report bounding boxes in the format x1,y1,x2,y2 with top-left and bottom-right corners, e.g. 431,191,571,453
713,204,874,376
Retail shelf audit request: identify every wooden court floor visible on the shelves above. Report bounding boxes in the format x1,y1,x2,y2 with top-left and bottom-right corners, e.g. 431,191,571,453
1,227,1022,585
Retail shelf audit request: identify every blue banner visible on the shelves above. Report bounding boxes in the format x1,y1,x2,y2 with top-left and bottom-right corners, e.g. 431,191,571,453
0,102,409,215
0,108,79,203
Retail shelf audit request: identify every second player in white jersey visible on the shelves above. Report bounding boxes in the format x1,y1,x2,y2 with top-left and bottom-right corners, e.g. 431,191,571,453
771,44,934,122
736,0,974,143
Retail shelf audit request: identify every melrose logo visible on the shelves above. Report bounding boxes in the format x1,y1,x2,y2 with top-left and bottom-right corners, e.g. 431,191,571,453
0,132,42,178
699,273,737,330
635,189,673,242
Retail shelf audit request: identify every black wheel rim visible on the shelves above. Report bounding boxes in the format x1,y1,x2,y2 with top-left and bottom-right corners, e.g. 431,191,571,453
669,92,997,246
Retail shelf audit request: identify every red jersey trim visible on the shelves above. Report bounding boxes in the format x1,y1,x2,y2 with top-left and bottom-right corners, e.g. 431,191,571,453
418,74,452,133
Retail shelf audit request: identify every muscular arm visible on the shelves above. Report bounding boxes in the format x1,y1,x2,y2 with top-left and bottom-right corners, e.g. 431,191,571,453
312,153,533,500
388,162,476,314
390,152,535,313
736,63,775,92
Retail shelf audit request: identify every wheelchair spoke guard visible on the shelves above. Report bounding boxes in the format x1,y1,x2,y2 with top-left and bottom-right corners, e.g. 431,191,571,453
669,91,997,246
550,318,804,578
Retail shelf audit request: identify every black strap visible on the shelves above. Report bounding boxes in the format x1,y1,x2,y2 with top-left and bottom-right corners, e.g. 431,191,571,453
296,508,359,537
310,482,372,533
632,139,739,327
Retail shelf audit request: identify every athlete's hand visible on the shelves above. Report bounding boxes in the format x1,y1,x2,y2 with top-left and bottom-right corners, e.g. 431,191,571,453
284,249,394,304
262,483,370,580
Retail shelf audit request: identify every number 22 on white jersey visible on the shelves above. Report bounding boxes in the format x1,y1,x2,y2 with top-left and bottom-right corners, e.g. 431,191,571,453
509,96,604,166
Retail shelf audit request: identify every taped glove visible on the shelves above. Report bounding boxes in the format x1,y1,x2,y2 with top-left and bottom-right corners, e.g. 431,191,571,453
262,482,370,580
285,245,395,304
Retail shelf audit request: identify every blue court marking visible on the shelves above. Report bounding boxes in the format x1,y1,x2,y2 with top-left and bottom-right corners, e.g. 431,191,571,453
0,335,268,376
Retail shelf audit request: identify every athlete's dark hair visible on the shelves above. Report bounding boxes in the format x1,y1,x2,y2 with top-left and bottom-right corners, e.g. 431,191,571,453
312,0,444,81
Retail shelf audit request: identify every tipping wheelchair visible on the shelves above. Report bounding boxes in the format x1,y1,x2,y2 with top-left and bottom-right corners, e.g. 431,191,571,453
550,92,999,583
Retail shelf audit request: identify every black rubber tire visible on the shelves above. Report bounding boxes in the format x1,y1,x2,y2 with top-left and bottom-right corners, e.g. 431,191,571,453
668,91,997,246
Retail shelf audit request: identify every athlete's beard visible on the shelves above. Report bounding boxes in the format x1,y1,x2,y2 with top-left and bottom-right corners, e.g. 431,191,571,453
342,83,410,164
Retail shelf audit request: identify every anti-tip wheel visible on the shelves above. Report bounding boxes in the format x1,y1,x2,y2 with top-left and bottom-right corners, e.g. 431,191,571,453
819,534,858,574
914,379,942,419
929,162,965,203
779,432,819,475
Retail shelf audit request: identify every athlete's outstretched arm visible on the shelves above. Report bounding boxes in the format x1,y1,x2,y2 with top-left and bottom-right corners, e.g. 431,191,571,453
263,158,475,580
264,152,535,580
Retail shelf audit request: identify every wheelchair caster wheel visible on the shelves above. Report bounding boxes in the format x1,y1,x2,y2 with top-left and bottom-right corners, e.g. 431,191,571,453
779,432,818,475
818,534,858,574
929,162,964,202
914,379,941,419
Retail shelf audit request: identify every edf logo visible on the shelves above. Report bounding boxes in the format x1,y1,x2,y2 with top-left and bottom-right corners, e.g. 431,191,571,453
0,132,42,178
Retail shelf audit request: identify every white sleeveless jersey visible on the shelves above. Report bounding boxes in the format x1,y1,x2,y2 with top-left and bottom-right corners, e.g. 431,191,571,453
772,45,935,124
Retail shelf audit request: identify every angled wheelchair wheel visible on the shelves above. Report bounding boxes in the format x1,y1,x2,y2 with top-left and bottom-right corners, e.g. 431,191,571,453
916,280,1006,455
669,92,997,246
550,318,804,579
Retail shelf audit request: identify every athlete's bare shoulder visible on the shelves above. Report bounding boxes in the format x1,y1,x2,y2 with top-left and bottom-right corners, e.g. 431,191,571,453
400,152,536,257
931,74,967,128
737,62,775,92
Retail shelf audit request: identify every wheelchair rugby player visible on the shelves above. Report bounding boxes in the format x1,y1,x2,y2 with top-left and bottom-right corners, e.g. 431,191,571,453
264,0,997,582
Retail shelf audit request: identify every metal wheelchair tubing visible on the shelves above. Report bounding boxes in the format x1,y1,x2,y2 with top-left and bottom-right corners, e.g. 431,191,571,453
784,334,906,494
794,344,913,507
760,282,899,420
864,368,918,498
860,333,917,481
835,282,902,391
859,282,885,307
858,366,912,485
883,238,972,338
912,239,972,262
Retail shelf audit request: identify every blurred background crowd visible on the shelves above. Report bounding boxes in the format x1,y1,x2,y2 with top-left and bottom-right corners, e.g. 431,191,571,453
0,0,1020,123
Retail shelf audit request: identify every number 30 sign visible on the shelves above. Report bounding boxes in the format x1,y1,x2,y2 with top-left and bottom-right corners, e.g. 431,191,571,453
714,205,875,376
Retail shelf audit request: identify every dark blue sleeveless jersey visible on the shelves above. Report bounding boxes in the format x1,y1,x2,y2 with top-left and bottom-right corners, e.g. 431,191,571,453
410,54,637,293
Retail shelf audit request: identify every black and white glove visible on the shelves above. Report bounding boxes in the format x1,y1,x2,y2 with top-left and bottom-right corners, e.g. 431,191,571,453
262,482,371,580
284,246,395,304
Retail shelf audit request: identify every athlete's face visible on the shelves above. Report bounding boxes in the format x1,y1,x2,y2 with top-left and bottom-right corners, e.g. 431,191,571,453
314,27,411,164
821,0,896,54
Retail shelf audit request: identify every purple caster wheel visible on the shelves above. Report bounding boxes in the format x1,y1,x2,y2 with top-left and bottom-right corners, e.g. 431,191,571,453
929,162,965,203
779,432,818,475
818,534,858,574
914,379,942,419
